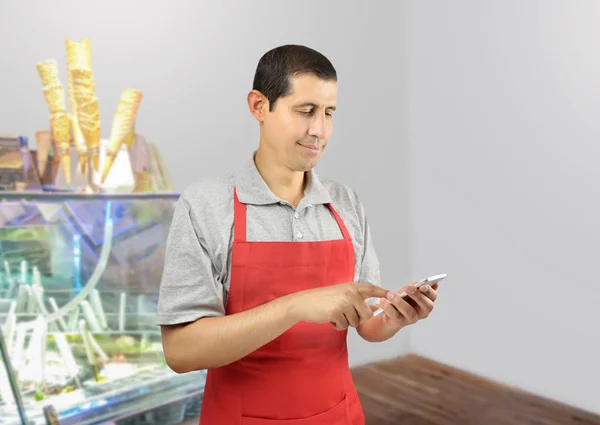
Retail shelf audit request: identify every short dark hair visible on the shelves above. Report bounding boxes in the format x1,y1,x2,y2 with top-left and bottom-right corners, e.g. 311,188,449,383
252,44,337,111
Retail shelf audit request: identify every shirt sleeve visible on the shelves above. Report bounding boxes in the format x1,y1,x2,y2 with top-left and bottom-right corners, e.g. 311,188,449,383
156,196,226,326
357,209,381,287
351,189,381,287
358,221,381,286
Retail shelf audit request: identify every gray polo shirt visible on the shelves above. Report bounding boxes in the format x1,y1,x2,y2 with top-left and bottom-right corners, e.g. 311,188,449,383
156,154,381,326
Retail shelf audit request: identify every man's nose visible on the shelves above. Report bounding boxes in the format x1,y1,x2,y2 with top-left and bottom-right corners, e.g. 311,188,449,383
308,114,327,139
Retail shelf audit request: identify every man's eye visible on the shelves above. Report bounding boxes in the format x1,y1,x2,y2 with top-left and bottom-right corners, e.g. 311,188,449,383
299,110,313,115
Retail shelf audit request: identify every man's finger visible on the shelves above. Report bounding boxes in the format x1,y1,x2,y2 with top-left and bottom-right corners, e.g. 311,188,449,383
402,294,419,309
381,299,402,321
389,296,418,323
419,284,437,301
355,299,374,323
356,283,390,299
330,312,349,330
407,291,434,318
343,307,361,328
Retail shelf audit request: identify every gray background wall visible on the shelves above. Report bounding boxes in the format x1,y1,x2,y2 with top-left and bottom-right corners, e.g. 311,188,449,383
1,0,598,415
407,0,599,414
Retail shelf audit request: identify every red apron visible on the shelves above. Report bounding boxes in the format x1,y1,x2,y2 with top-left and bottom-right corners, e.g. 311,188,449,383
199,188,364,424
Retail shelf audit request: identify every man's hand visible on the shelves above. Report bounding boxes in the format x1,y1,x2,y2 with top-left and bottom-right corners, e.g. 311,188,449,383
356,282,439,343
377,282,438,329
287,282,390,330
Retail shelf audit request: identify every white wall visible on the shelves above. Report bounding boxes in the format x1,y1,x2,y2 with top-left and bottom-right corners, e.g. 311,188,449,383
407,0,600,414
0,0,410,366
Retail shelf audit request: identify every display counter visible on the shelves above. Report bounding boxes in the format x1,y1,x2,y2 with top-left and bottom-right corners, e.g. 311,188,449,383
0,192,205,425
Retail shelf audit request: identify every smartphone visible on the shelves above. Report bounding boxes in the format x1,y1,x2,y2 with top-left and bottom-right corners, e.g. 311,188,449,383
372,273,447,317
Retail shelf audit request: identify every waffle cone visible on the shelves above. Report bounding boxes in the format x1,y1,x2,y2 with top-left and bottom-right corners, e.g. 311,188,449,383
102,89,143,182
60,154,71,185
77,117,101,133
66,52,77,115
35,130,53,177
82,122,102,173
76,96,100,115
35,131,52,161
125,128,136,149
67,82,77,115
70,69,95,91
65,38,92,120
69,113,86,146
109,90,142,143
108,117,135,147
72,80,96,98
50,112,71,143
50,112,72,185
79,155,89,175
69,114,88,173
65,38,92,71
71,88,101,154
71,71,98,129
91,150,101,173
81,126,101,148
42,84,66,114
36,60,60,87
101,155,116,183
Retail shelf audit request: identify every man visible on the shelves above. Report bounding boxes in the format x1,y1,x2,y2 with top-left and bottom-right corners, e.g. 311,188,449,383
157,44,439,425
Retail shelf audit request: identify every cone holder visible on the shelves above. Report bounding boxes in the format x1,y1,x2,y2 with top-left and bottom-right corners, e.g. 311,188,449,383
75,140,134,194
54,146,87,190
76,145,103,194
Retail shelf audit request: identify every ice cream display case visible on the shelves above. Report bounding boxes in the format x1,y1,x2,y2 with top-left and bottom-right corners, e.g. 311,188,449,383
0,34,207,424
0,191,206,425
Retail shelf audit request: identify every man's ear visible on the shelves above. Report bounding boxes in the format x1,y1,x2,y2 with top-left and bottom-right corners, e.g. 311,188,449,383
248,90,269,122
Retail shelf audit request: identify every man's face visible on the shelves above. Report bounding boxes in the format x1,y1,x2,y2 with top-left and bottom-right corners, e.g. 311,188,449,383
260,74,337,172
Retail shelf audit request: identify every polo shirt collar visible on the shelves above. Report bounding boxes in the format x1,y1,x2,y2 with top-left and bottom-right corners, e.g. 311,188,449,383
235,152,332,206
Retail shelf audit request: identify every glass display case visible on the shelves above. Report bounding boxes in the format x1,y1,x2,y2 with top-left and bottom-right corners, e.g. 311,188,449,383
0,191,206,425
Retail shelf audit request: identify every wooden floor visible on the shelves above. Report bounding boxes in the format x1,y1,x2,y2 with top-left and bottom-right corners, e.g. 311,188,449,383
352,354,600,425
184,354,600,425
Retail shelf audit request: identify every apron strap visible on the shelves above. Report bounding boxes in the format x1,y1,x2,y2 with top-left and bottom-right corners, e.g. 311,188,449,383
327,204,352,242
233,187,247,243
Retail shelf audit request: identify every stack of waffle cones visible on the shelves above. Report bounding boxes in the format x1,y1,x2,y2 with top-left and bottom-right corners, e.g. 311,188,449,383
65,39,90,174
103,89,143,182
36,37,143,190
67,38,102,174
70,67,101,172
36,60,72,183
